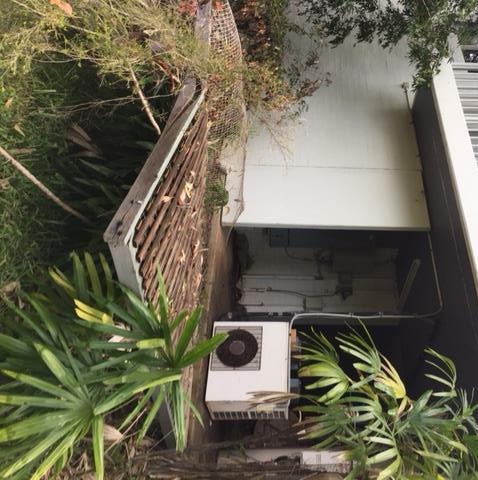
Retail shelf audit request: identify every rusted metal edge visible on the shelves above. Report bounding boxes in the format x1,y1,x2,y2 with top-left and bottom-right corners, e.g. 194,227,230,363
103,80,205,246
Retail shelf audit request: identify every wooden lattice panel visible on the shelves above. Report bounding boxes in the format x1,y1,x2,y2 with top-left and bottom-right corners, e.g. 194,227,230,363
133,107,209,312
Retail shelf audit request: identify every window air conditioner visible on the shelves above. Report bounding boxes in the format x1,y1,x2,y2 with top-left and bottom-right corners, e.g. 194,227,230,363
205,321,290,420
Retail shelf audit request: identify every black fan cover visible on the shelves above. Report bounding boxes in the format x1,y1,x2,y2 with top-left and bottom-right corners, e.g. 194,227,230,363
216,329,258,368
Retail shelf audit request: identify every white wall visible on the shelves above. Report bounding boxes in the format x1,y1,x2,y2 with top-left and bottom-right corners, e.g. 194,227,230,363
223,8,430,230
237,229,399,314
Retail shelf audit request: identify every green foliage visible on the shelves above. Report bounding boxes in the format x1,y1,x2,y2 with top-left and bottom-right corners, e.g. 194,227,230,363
297,327,478,479
0,253,226,478
205,179,229,209
0,0,205,291
0,0,212,88
300,0,478,87
232,0,322,112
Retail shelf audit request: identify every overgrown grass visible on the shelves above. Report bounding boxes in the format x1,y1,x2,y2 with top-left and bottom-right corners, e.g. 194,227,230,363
0,0,208,293
0,61,164,293
0,67,72,289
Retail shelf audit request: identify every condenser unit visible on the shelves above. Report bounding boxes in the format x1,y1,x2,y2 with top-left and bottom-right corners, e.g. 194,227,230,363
205,321,290,420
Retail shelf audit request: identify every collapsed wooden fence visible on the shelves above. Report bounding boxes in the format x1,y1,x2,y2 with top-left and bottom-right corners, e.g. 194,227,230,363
103,80,208,313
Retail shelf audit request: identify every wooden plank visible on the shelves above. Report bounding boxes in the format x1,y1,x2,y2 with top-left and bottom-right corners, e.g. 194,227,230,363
104,80,205,246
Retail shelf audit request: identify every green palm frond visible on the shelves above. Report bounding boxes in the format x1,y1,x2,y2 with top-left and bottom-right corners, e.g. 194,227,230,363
0,252,226,477
296,325,478,479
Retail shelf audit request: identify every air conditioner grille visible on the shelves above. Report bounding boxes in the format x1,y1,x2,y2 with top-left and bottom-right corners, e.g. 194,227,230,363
211,410,287,420
211,326,262,371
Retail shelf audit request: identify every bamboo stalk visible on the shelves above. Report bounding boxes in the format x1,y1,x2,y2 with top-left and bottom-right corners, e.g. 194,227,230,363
0,145,92,225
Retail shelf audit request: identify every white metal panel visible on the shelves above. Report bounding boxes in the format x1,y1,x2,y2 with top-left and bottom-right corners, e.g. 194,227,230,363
223,6,430,230
205,322,289,402
235,165,428,230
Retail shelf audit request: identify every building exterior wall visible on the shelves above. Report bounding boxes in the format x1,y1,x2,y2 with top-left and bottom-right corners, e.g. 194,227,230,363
413,88,478,392
225,12,429,230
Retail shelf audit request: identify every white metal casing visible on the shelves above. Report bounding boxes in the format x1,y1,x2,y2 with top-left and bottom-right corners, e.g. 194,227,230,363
205,321,290,420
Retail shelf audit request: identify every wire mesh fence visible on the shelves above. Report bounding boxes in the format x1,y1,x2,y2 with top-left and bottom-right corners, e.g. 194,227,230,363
207,0,247,224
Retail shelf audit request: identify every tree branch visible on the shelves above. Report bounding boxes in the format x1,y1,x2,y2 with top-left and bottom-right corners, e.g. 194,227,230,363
129,67,162,137
0,145,92,225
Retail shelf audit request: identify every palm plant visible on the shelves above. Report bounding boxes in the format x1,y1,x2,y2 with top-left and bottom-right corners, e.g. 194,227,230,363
297,327,478,479
0,252,226,479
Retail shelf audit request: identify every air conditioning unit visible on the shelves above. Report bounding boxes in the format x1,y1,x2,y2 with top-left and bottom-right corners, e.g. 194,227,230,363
205,321,290,420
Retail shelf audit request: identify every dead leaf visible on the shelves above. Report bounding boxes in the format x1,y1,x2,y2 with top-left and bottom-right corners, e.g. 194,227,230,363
178,181,194,205
192,239,200,255
103,424,124,443
0,281,20,295
49,0,73,15
212,0,224,11
9,148,33,155
184,181,194,197
179,250,186,263
13,124,25,136
177,0,197,16
71,123,92,142
0,178,10,190
4,98,13,109
161,195,173,203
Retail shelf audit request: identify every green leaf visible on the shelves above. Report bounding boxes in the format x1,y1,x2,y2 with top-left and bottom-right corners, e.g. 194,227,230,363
84,252,103,299
74,319,143,340
99,253,114,301
318,381,349,404
173,307,202,365
158,292,172,351
1,370,78,403
137,387,165,442
170,310,188,332
89,351,145,372
28,297,59,343
0,393,73,409
71,251,89,302
167,381,185,451
133,372,182,394
119,389,155,431
0,427,68,478
136,338,165,349
0,334,35,358
365,436,395,446
122,288,158,332
367,447,398,465
92,416,104,480
93,383,142,416
377,456,401,480
49,267,76,298
30,423,84,480
106,302,142,331
0,411,77,442
34,344,80,395
176,334,227,369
